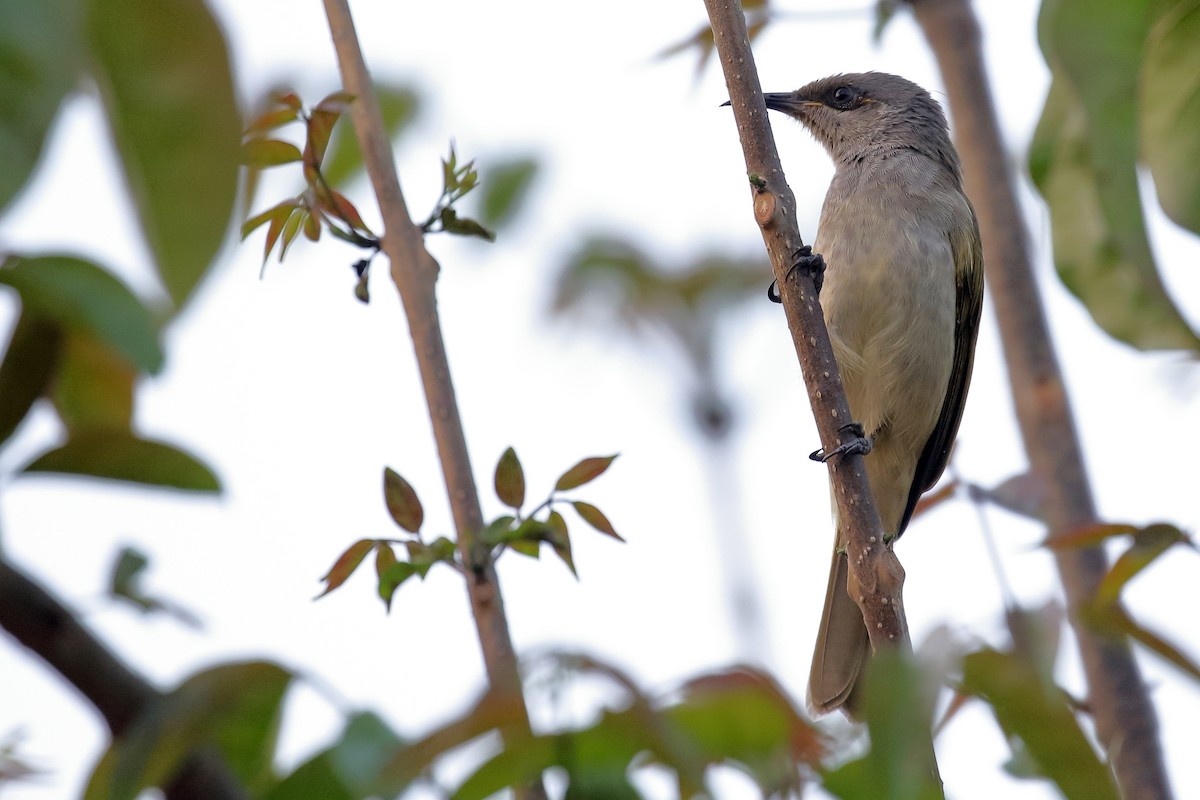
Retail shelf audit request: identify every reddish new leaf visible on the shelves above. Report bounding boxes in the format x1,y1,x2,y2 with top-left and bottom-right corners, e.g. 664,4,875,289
1040,522,1140,552
547,510,576,577
316,538,375,598
244,106,300,135
554,454,618,491
302,211,320,242
383,467,423,533
274,92,302,111
572,501,623,542
494,447,525,509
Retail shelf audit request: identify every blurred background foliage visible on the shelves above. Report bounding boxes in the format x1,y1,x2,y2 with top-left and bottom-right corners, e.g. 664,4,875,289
1,0,1198,798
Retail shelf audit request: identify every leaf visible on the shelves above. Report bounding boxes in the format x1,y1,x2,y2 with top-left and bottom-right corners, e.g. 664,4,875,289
437,207,495,242
0,313,61,450
547,510,576,577
85,0,240,311
84,661,292,800
260,752,353,800
1039,522,1140,551
960,648,1119,800
972,472,1045,521
326,712,408,798
0,255,163,373
278,207,306,261
824,649,943,800
377,561,423,611
572,501,623,542
1141,0,1200,233
479,158,539,227
1090,604,1200,681
316,539,376,598
240,138,303,167
320,83,420,189
554,454,618,491
304,105,342,169
375,542,400,610
51,330,136,432
244,106,300,136
383,467,423,533
493,446,525,509
1095,523,1192,605
666,668,821,793
24,430,221,492
1031,0,1200,351
0,0,83,213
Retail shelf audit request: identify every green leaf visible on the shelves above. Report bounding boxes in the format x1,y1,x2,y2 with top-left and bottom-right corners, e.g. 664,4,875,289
1141,0,1200,233
327,712,408,798
823,649,943,800
260,752,353,800
241,138,303,167
109,546,150,605
85,661,292,800
493,446,525,509
321,83,420,189
244,106,300,136
1095,523,1191,605
317,538,376,599
572,501,623,542
377,561,423,610
437,207,495,242
278,207,306,261
0,313,61,450
383,467,423,533
960,648,1119,800
0,0,83,213
1031,0,1200,351
24,430,221,492
51,330,135,432
665,668,820,794
0,255,163,373
479,157,539,227
85,0,240,310
554,454,618,491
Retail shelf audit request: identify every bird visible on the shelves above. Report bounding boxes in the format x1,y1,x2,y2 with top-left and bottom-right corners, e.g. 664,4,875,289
762,72,983,716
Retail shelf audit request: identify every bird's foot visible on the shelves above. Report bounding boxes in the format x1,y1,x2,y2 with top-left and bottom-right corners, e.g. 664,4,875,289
768,245,826,303
809,422,872,463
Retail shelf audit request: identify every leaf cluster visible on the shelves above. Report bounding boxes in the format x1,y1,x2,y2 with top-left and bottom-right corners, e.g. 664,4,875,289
317,449,622,609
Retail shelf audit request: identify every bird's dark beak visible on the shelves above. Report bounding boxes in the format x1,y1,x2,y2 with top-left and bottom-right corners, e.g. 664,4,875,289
763,92,811,116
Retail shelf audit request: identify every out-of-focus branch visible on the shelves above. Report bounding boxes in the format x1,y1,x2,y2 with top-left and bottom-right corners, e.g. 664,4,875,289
701,0,905,657
320,3,542,797
0,556,247,800
907,1,1172,798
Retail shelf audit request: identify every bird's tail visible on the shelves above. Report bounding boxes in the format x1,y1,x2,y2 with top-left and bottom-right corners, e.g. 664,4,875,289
807,537,870,716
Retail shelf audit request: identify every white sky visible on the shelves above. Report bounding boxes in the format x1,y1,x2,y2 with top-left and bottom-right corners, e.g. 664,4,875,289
2,1,1199,798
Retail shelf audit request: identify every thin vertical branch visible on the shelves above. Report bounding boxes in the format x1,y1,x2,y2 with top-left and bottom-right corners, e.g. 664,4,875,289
320,4,542,794
907,1,1172,798
701,0,907,666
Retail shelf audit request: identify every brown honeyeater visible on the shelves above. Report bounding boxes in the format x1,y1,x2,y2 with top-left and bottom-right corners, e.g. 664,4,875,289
763,72,983,715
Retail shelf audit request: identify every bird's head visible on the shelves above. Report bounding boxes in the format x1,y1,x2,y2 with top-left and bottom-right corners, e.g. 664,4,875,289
762,72,954,169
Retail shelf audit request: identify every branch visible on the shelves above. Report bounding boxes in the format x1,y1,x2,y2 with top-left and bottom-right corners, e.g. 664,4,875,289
0,556,247,800
320,3,543,796
906,2,1173,798
701,1,905,654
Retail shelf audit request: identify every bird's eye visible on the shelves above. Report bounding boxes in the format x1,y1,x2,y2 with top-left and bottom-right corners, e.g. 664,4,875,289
831,86,856,107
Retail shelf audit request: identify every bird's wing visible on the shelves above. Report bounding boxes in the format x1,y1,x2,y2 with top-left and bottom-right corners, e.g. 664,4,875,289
897,209,984,535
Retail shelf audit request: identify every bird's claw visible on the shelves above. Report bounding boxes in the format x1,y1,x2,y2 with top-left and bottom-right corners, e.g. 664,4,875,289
809,422,872,463
767,245,826,303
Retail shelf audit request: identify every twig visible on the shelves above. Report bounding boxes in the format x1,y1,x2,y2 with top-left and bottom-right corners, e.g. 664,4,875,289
906,1,1173,798
320,3,543,797
0,556,248,800
701,0,907,659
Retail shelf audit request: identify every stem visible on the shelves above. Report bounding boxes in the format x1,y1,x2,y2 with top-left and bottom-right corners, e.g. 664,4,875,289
701,0,907,664
320,3,543,796
907,1,1172,798
0,556,247,800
